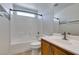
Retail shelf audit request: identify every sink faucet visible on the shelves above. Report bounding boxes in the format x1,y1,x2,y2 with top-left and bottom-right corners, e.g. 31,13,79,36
63,32,67,40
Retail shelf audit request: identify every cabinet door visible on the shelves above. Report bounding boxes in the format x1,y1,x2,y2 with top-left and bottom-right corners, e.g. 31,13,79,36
50,45,54,55
53,46,67,55
41,40,50,55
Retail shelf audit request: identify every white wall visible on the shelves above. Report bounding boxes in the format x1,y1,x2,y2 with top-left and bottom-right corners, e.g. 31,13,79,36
11,15,40,44
55,4,79,35
0,15,9,54
37,6,54,34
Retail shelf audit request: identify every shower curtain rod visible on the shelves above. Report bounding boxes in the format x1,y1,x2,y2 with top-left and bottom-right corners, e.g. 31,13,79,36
10,9,42,16
60,20,79,24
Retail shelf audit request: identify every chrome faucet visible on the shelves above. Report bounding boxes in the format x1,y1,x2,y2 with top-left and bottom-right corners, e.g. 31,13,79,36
63,32,67,40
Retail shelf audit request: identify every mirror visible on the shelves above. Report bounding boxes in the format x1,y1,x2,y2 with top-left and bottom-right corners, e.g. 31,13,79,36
53,3,79,35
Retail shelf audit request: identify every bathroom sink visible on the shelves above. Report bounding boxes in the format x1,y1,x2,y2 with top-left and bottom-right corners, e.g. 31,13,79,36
67,35,79,40
66,35,79,46
53,36,79,46
68,39,79,46
56,38,79,48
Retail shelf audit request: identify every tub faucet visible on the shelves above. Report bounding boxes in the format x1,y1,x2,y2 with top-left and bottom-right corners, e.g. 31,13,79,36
63,32,67,40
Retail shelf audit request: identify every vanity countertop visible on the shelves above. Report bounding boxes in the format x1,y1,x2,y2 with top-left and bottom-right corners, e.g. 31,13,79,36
41,35,79,55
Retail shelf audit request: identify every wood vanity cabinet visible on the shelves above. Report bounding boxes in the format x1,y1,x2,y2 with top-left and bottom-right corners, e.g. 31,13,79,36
41,39,75,55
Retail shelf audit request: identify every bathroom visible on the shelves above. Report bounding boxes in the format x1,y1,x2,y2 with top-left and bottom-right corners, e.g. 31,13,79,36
0,3,79,55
